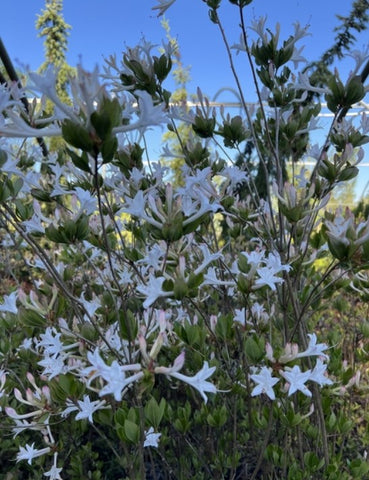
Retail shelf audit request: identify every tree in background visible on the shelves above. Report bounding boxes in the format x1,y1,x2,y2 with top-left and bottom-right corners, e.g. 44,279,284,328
310,0,369,87
36,0,75,106
160,17,198,186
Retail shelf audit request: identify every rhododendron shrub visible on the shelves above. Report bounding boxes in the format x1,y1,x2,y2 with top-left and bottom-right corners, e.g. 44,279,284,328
1,1,369,478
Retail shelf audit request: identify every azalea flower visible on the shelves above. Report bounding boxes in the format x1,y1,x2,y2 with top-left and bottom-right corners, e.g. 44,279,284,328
265,252,291,274
0,291,18,314
81,348,111,385
61,395,107,423
144,427,161,448
241,250,265,267
250,366,279,400
36,327,66,357
251,302,269,323
44,454,63,479
194,244,224,275
16,443,51,465
73,187,97,215
121,190,162,229
152,0,176,17
79,292,102,320
202,267,235,287
281,365,312,397
137,244,166,274
168,361,217,404
296,333,329,360
233,307,248,326
131,90,168,130
98,362,143,401
309,359,333,387
81,348,143,401
254,266,284,291
38,354,67,380
70,395,107,423
137,274,172,309
220,165,248,190
279,342,299,363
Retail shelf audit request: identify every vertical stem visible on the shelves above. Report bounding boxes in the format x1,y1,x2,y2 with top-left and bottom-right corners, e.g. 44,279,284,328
250,401,274,480
93,154,133,362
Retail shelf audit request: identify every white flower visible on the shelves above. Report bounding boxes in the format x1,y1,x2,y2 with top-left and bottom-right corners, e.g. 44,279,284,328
62,395,107,423
144,427,161,448
265,252,291,274
202,267,235,287
0,291,18,314
169,361,217,404
152,0,176,17
182,193,221,226
98,362,143,402
241,250,265,267
79,292,101,320
129,90,168,130
296,72,329,95
251,302,269,323
281,365,312,397
61,398,79,419
75,395,107,423
17,338,33,351
250,366,280,401
38,354,67,380
16,443,51,465
233,307,247,326
309,359,333,387
10,418,37,438
29,67,80,124
220,165,248,190
81,348,111,385
36,327,65,357
137,244,166,273
254,267,284,291
231,34,247,53
43,453,63,479
137,274,171,309
22,201,52,233
121,191,162,229
194,244,223,275
73,187,97,215
296,333,329,360
81,349,143,401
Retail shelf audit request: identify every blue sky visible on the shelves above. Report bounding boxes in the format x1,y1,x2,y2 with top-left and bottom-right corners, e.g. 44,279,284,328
2,0,366,94
2,0,369,198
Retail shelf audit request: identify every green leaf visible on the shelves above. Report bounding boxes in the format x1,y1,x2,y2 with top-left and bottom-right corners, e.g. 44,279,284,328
31,188,53,202
215,314,234,340
206,405,227,427
19,308,46,328
101,136,118,164
74,214,90,241
192,115,216,138
118,309,138,342
66,148,91,173
115,407,128,427
124,419,140,444
90,111,113,140
144,397,166,429
58,374,76,396
244,335,265,363
62,119,94,151
153,54,172,83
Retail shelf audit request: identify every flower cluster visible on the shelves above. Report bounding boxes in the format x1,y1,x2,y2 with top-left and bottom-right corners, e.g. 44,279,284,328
250,334,333,401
